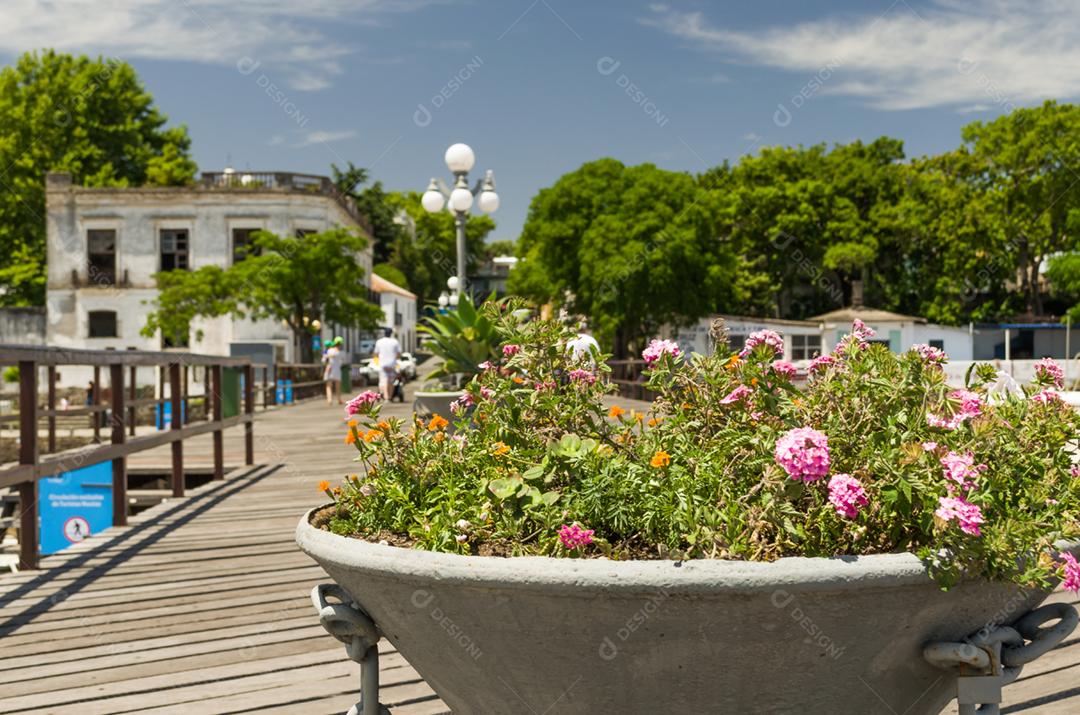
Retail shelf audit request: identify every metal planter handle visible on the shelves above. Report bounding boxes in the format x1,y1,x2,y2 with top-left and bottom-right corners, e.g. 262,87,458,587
312,584,391,715
924,601,1079,714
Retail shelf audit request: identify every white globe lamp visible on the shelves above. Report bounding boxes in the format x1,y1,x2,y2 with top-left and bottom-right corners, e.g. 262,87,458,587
449,187,474,212
444,143,476,174
421,179,445,213
478,190,500,213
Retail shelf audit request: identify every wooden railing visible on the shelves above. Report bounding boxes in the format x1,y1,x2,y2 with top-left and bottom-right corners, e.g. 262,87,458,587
0,345,256,570
607,359,656,402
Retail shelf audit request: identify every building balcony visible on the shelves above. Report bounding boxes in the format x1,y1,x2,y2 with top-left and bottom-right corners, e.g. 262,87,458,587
199,171,372,236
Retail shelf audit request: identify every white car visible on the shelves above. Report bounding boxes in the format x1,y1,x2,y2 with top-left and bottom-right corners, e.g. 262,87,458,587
397,352,418,381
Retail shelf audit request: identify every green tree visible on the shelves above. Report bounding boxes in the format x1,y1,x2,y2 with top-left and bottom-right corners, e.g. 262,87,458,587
373,262,409,290
143,228,383,362
961,100,1080,316
0,50,196,305
511,159,759,357
331,162,405,266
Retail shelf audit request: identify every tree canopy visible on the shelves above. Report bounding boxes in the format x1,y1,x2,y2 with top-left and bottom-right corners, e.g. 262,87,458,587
0,50,196,305
143,228,383,362
511,101,1080,353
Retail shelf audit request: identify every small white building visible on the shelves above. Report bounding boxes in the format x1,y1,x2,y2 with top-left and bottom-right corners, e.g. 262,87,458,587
370,274,417,353
810,307,974,360
671,315,825,361
44,171,374,367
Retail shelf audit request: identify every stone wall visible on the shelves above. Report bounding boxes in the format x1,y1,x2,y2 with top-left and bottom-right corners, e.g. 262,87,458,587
0,306,45,344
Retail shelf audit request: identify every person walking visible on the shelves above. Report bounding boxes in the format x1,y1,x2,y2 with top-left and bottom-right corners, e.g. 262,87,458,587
322,337,346,405
373,328,402,402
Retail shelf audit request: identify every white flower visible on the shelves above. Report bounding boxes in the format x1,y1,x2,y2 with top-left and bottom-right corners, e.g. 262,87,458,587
455,519,471,531
987,370,1023,404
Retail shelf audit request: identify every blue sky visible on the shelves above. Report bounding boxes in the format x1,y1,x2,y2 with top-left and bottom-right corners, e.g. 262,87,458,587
1,1,1076,245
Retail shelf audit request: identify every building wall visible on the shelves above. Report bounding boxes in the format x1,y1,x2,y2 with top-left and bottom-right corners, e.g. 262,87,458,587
45,176,372,363
671,315,823,361
379,292,416,353
0,307,46,344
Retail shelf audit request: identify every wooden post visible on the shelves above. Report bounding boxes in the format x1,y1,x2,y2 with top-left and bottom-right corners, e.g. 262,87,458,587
212,364,224,479
244,364,254,465
46,366,56,454
170,362,184,498
128,365,136,437
262,366,269,410
270,364,278,406
110,364,127,527
182,364,189,424
18,360,38,570
92,365,101,443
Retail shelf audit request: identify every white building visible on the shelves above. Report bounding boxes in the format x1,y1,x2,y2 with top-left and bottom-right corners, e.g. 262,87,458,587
44,171,374,366
672,315,825,361
810,307,974,360
370,274,418,353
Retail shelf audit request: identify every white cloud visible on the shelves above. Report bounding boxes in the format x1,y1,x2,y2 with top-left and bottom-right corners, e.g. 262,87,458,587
687,72,731,85
643,0,1080,111
294,130,355,147
0,0,441,90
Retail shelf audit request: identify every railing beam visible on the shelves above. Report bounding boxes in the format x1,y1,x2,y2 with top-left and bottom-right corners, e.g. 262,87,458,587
18,360,38,570
111,364,127,527
170,362,184,497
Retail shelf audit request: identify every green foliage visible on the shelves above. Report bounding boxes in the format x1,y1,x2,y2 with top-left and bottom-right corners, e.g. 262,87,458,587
2,366,18,383
419,294,502,379
143,228,383,361
0,50,196,305
372,263,409,290
331,162,404,267
327,304,1080,590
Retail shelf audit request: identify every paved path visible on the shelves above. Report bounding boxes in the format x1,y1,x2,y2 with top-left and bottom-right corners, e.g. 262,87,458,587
0,387,1078,713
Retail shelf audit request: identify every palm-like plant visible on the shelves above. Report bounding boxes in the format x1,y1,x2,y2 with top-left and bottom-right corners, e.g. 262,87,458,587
420,295,503,381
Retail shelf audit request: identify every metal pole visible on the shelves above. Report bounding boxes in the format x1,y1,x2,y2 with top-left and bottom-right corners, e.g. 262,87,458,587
362,645,380,715
455,210,467,298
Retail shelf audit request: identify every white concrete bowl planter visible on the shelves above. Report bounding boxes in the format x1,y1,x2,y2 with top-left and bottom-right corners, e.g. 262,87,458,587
412,390,464,418
297,511,1076,714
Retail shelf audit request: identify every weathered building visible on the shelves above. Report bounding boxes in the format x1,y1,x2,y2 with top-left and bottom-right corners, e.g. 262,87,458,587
45,171,374,366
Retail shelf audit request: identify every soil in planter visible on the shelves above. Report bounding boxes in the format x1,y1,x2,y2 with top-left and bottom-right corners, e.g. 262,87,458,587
311,505,664,560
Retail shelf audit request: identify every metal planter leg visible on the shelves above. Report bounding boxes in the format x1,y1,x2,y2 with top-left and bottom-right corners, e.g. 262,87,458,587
312,584,391,715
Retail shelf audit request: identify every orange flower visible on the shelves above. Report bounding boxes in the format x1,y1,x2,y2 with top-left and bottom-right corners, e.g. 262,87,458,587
377,420,391,431
725,356,741,371
434,432,446,443
647,418,660,427
681,401,692,410
318,480,331,492
650,451,671,468
428,414,449,431
492,441,511,456
632,410,645,423
345,431,356,444
347,420,358,428
750,377,759,387
609,405,626,419
512,376,525,384
364,429,381,442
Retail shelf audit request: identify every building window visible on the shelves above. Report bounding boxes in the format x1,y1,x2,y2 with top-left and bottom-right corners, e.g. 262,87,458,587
232,228,261,263
929,339,945,350
295,228,316,239
88,311,117,338
160,229,190,271
791,334,822,360
87,230,117,285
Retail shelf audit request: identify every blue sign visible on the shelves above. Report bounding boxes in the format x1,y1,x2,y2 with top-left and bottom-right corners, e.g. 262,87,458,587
38,460,113,555
275,379,295,404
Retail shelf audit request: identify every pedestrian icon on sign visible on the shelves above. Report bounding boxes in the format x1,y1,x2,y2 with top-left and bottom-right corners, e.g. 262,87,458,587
63,516,91,543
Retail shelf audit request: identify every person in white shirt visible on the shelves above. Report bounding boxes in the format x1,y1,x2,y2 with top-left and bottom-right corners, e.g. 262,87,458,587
322,337,346,405
373,328,402,401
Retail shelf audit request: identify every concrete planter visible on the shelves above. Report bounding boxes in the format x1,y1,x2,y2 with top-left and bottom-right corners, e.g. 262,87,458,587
412,390,464,418
297,512,1072,714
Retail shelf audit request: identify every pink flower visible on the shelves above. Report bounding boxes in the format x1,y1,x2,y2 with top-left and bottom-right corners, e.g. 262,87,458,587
940,451,987,493
774,427,830,482
740,330,784,359
719,385,752,405
479,386,495,400
935,496,985,536
558,523,594,550
852,319,876,342
534,380,556,391
345,390,381,416
927,390,984,430
808,355,836,373
502,344,521,357
1070,464,1080,479
642,339,681,366
478,361,495,371
451,393,473,415
1059,551,1080,593
922,441,938,452
1034,358,1064,389
771,361,797,379
828,474,868,519
911,343,947,365
1032,389,1063,404
568,368,597,385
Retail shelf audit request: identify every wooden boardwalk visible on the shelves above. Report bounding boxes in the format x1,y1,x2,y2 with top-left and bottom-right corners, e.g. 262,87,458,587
0,392,1078,714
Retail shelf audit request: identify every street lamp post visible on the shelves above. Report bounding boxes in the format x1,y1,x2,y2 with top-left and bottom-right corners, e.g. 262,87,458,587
421,143,499,299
